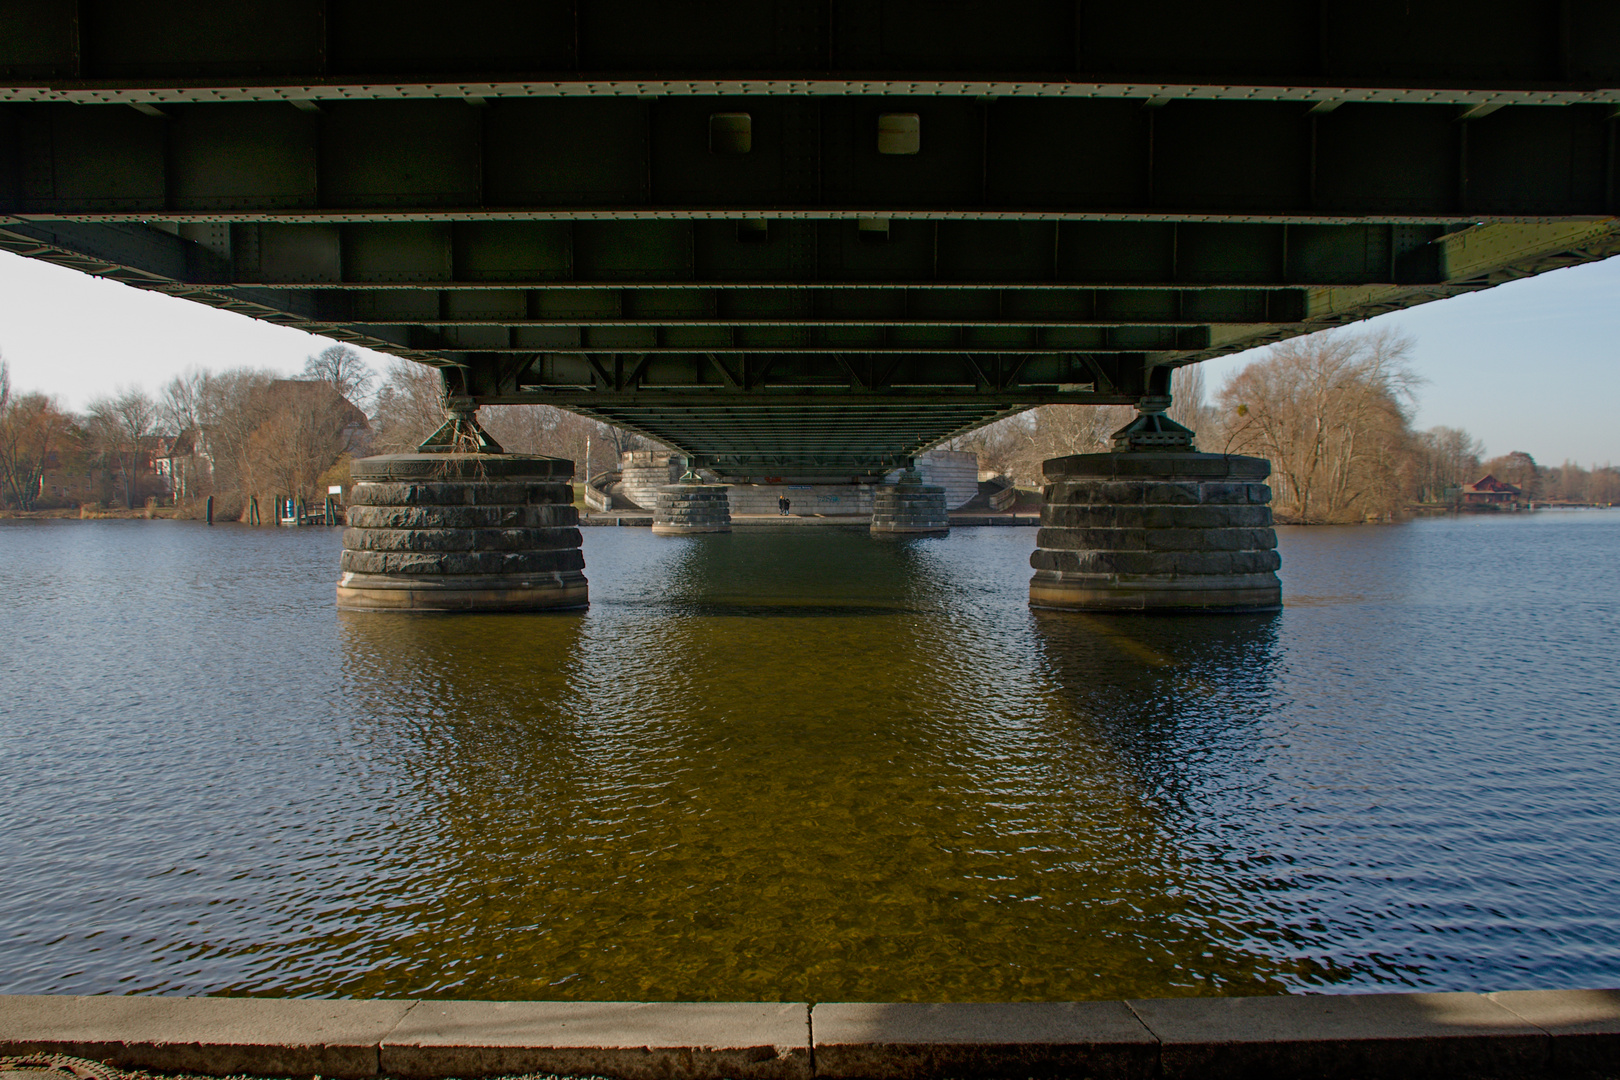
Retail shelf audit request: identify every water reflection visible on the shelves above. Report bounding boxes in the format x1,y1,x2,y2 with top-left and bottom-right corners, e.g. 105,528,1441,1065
1027,610,1355,990
3,516,1617,1000
303,531,1319,1000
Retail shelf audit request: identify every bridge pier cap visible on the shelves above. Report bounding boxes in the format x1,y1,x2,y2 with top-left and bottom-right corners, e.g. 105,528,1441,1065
1029,385,1282,614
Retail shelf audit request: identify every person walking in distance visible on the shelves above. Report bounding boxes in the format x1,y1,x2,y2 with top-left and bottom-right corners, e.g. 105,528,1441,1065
778,494,791,516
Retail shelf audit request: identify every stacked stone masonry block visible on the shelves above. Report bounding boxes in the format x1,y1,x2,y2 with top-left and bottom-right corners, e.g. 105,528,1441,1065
618,451,681,510
1030,453,1281,612
870,481,949,535
653,485,733,534
336,454,586,612
883,450,981,510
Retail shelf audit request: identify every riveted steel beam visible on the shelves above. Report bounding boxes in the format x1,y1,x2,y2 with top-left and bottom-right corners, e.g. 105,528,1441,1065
4,0,1619,476
3,0,1618,91
2,97,1615,220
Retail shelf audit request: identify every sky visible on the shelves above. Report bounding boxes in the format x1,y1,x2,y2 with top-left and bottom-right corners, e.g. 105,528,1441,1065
1,247,1617,466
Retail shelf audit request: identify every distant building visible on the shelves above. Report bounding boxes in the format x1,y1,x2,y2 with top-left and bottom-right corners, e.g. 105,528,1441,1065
152,429,201,498
1460,474,1522,510
37,449,105,506
264,380,372,457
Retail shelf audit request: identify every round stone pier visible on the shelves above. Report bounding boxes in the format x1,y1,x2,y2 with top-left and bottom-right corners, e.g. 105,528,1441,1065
1030,452,1281,612
336,454,587,612
653,484,732,534
870,476,948,535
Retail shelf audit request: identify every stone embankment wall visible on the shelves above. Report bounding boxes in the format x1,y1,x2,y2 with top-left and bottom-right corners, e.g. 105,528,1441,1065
726,485,874,516
885,450,979,509
1,988,1613,1079
616,451,979,515
619,452,679,509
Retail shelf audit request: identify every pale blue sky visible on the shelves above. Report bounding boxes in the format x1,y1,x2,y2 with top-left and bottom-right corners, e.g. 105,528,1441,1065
1,248,1616,466
1198,255,1620,466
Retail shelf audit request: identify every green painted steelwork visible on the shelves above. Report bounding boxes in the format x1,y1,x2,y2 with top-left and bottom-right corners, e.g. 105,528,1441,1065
3,1,1618,474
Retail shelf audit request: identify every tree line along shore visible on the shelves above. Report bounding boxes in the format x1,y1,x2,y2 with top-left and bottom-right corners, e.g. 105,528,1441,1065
949,329,1618,522
2,329,1615,524
0,345,660,522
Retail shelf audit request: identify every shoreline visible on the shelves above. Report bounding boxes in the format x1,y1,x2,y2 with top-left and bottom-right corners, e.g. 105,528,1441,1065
1,989,1615,1079
0,507,182,521
4,506,1613,527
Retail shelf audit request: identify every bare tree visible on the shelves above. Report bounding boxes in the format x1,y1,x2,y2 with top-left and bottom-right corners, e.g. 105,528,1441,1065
87,387,159,509
158,368,207,434
944,412,1036,480
482,402,662,478
1168,363,1217,435
195,368,277,518
945,402,1138,486
155,369,213,500
0,360,75,510
302,344,376,407
370,359,447,453
1217,328,1422,523
1414,426,1485,503
246,382,367,506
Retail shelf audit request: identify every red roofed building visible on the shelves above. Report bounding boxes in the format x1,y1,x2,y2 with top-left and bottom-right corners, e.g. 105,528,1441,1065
1460,474,1522,510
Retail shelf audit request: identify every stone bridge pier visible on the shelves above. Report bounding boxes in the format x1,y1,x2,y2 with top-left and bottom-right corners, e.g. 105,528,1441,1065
870,465,949,536
1029,394,1282,613
336,406,587,612
652,458,732,534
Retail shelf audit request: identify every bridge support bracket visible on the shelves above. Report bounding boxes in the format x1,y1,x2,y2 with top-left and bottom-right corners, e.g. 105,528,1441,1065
335,453,587,612
1108,393,1197,453
418,399,505,455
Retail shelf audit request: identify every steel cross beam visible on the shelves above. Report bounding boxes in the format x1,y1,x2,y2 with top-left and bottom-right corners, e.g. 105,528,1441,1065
2,0,1619,474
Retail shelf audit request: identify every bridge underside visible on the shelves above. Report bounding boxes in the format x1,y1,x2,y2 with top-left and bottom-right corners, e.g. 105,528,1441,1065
2,1,1617,475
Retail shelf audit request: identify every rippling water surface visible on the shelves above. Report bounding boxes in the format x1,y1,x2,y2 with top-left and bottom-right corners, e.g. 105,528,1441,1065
1,513,1617,1000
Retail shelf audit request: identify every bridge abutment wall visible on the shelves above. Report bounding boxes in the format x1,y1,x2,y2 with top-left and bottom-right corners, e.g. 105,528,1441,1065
725,484,874,517
335,454,587,612
1030,452,1281,612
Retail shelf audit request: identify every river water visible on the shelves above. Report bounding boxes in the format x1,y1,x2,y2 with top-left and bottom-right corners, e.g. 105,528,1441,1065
1,512,1617,1001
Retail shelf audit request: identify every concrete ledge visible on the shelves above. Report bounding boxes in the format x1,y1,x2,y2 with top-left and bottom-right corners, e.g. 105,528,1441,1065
0,995,415,1078
812,1002,1155,1079
1491,989,1620,1079
580,514,654,526
380,1002,810,1080
2,991,1615,1080
1129,992,1547,1080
